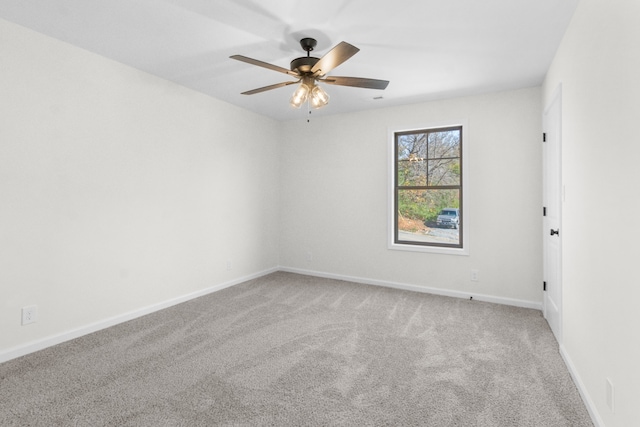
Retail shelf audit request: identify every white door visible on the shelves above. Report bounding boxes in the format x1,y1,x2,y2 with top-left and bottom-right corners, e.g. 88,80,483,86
543,86,562,343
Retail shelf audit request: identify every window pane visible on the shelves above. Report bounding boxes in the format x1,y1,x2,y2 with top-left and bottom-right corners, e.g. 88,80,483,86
397,134,427,162
427,158,460,186
397,159,427,186
428,130,460,158
396,189,460,246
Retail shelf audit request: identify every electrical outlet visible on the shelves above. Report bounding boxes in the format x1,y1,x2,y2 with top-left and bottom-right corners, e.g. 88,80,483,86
226,260,232,271
606,378,614,412
22,305,38,325
471,269,479,282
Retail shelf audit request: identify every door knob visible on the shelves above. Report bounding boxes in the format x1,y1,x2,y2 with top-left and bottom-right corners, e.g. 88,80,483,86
550,229,559,236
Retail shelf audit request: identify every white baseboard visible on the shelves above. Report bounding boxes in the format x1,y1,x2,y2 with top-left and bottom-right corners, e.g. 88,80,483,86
560,345,604,427
0,267,278,364
278,266,543,310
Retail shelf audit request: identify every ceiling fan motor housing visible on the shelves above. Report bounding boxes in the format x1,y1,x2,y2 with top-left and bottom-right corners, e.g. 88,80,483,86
290,56,319,74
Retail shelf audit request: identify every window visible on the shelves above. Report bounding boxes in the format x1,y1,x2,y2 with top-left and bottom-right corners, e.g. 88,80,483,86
389,124,466,253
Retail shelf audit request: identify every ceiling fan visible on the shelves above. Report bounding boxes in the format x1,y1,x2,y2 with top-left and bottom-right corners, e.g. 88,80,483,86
230,38,389,109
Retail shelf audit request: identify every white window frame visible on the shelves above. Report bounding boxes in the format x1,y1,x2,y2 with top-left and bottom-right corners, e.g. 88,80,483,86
387,120,469,255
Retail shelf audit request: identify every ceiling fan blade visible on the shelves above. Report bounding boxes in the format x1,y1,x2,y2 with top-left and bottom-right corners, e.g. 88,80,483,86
311,42,360,76
241,80,299,95
321,76,389,90
230,55,299,77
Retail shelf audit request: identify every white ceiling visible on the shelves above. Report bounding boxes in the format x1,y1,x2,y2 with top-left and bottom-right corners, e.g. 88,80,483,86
0,0,579,121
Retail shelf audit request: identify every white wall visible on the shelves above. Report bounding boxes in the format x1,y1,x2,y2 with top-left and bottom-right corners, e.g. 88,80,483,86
0,19,281,357
542,0,640,426
280,87,543,306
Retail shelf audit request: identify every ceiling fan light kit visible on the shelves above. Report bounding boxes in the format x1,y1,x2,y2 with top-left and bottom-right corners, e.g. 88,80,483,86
231,37,389,112
289,76,329,109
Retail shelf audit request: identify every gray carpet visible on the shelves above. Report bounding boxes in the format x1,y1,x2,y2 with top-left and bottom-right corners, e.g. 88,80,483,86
0,272,593,426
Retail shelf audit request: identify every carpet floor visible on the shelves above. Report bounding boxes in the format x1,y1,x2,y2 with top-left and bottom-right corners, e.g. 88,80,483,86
0,272,593,426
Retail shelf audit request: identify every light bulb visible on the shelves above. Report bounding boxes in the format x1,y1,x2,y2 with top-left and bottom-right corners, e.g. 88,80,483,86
290,83,310,108
310,85,329,109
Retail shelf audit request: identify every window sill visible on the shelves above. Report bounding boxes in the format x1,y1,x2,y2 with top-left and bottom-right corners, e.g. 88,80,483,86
388,241,469,256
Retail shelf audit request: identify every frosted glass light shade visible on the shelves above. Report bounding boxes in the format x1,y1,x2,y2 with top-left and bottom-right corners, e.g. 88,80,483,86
290,83,310,108
310,85,329,109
